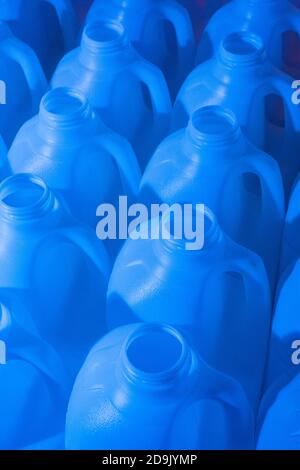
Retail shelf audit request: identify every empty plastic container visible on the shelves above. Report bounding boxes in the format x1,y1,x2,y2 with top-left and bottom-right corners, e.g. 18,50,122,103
178,0,230,39
8,87,141,259
0,173,111,380
197,0,300,78
52,21,171,171
0,22,47,146
0,0,77,78
141,106,285,290
280,175,300,274
257,373,300,450
107,208,271,409
66,323,254,450
0,303,68,450
87,0,195,99
173,32,300,196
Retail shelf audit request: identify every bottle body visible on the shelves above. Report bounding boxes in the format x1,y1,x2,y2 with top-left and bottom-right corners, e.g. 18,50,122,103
174,32,300,196
197,0,300,78
141,106,284,290
178,0,229,39
52,22,171,171
0,303,68,450
66,323,254,450
257,373,300,450
280,176,300,274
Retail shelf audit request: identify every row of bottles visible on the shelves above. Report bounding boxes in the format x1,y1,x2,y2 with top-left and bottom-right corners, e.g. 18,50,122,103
1,0,300,451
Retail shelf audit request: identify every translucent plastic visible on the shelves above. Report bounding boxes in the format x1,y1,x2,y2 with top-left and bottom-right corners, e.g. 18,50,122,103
197,0,300,78
257,373,300,450
0,0,77,78
280,176,300,274
0,303,68,450
0,22,47,146
0,173,111,382
178,0,230,39
66,323,254,450
71,0,92,25
141,106,285,290
174,31,300,196
264,258,300,391
52,21,171,171
106,209,271,409
0,135,8,180
8,87,141,259
87,0,195,99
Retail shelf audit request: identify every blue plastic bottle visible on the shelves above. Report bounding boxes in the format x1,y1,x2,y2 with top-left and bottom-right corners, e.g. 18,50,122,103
0,22,47,147
65,323,254,450
264,259,300,389
106,208,271,409
0,303,68,450
141,106,284,290
280,176,300,274
178,0,230,39
86,0,195,100
173,32,300,196
0,173,111,381
263,175,300,387
8,87,141,259
0,0,77,78
0,135,8,179
51,21,171,171
257,373,300,450
197,0,300,78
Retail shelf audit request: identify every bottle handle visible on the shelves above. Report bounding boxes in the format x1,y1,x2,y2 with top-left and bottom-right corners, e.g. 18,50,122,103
129,58,171,137
156,0,195,74
96,131,141,203
0,136,8,179
172,359,255,449
0,35,47,109
44,0,77,51
287,8,300,34
55,224,111,283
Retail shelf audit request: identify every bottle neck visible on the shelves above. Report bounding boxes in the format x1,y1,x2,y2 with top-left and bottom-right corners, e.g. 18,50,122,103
38,87,93,139
121,324,192,391
80,21,131,68
0,174,55,222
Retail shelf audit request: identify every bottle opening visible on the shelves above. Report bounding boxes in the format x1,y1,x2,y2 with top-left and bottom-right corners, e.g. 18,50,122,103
188,106,240,146
162,205,220,252
0,174,54,221
124,325,189,384
82,21,127,53
40,88,91,128
220,32,265,65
